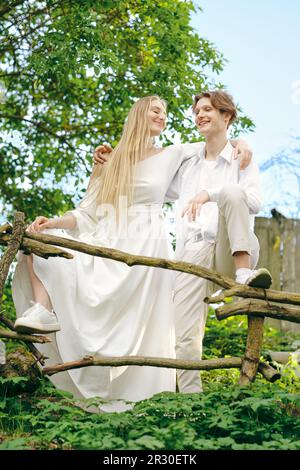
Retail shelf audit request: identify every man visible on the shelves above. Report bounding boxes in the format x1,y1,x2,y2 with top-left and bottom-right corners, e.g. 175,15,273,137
93,91,272,394
169,90,271,393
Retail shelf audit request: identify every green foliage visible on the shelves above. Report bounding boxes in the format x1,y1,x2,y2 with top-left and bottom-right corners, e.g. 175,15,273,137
0,437,31,450
0,379,299,450
203,306,298,360
0,0,254,222
0,376,30,396
1,275,17,325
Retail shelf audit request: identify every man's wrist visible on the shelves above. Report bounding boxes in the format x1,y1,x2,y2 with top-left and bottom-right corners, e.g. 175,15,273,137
206,188,219,203
202,190,210,202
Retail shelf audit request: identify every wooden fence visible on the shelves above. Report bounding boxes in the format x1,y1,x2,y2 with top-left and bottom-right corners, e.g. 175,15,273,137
255,216,300,334
1,212,300,390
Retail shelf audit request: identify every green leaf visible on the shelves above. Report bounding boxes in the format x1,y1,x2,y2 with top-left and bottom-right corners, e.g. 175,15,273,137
0,0,254,221
0,438,31,450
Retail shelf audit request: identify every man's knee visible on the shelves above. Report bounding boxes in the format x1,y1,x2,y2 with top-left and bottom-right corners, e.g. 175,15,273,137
219,184,247,206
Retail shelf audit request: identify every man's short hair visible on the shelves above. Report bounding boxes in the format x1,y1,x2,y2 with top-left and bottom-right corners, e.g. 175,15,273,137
192,90,237,127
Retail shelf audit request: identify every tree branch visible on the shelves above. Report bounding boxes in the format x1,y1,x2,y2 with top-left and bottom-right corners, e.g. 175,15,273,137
0,232,73,259
257,362,281,383
205,286,300,307
22,231,237,289
0,71,34,79
0,113,90,172
22,237,74,259
3,226,300,313
0,0,26,18
0,227,236,289
0,327,51,344
215,298,300,324
43,355,243,376
239,316,264,386
0,112,71,140
0,223,12,234
0,313,15,330
2,223,300,324
0,212,25,302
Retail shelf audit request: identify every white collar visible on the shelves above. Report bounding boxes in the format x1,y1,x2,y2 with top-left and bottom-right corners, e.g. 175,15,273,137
198,140,233,164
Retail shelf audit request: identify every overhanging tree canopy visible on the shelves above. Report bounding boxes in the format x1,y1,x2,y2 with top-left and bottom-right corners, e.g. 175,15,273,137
0,0,254,221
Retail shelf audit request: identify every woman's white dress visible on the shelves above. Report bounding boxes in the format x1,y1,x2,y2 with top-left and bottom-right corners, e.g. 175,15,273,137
12,144,196,409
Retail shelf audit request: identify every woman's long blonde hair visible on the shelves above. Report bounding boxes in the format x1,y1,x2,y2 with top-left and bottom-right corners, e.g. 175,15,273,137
85,95,166,210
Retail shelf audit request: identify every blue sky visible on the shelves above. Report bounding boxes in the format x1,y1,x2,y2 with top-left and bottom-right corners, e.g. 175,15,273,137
191,0,300,216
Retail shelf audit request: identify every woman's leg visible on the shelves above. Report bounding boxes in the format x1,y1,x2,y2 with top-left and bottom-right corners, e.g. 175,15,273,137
26,254,53,312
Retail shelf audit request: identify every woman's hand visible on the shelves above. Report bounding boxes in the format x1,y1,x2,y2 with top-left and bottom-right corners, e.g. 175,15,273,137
93,144,112,165
181,190,210,221
26,216,59,233
232,139,253,170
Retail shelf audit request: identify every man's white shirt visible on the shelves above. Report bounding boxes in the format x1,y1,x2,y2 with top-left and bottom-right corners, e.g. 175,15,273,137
165,141,262,258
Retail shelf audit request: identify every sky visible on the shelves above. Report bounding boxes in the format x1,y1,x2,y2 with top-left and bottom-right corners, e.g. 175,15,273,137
191,0,300,217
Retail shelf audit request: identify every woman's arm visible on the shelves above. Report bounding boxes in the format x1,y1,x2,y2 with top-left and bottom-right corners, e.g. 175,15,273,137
93,139,252,169
26,213,76,233
230,138,252,170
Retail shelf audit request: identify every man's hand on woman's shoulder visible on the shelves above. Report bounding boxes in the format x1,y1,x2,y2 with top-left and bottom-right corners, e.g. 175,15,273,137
233,138,253,170
93,144,112,165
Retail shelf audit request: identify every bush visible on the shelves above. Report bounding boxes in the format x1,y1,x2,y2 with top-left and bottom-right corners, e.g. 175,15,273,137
0,377,299,450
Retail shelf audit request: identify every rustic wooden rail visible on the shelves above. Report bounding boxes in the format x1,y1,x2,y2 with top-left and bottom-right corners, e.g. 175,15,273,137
1,212,299,390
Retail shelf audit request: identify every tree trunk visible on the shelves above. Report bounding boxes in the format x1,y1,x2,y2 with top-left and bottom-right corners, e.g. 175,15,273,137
239,316,265,386
0,347,42,395
0,212,25,302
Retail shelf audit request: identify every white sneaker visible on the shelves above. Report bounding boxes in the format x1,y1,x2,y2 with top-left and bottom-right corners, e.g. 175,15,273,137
237,268,272,289
14,301,61,334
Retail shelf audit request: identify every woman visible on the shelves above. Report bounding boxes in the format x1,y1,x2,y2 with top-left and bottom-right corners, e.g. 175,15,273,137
12,96,251,411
